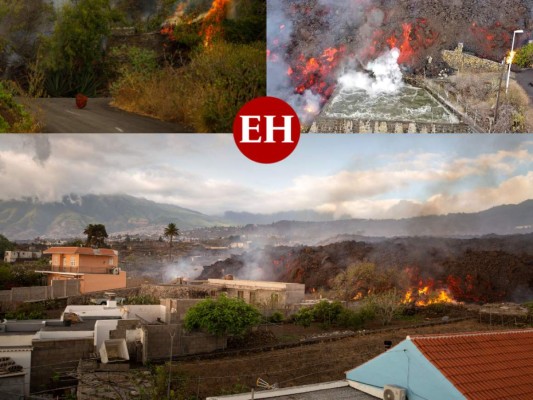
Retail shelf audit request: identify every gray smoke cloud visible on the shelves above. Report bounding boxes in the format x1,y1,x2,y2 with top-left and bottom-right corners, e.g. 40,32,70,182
26,136,52,166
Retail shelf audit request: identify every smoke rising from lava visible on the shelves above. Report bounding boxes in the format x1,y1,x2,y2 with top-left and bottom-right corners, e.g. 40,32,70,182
338,48,404,95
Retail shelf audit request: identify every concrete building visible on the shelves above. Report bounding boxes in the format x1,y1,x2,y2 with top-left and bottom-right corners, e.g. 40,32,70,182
205,279,305,311
0,324,35,398
39,247,126,293
4,250,42,263
0,297,227,394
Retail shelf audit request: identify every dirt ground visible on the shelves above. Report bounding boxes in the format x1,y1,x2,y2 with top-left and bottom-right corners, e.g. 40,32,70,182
174,319,513,398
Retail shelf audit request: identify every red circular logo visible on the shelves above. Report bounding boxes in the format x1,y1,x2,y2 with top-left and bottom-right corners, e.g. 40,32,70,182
233,97,301,164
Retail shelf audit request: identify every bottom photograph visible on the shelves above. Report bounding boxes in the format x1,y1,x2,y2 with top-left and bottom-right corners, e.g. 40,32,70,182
0,134,531,400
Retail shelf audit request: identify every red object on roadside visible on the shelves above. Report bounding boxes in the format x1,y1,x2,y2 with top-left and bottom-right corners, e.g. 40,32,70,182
76,93,88,109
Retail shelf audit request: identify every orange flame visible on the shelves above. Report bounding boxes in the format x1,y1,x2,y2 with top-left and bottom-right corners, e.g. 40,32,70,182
201,0,230,47
402,278,456,307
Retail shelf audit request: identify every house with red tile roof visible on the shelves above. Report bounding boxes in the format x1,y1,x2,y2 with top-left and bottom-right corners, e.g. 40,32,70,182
37,247,126,293
346,329,533,400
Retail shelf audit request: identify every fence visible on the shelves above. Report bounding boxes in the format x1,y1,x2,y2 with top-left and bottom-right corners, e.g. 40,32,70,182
0,280,80,303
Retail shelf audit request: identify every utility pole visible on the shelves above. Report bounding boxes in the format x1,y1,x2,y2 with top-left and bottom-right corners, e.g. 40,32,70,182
505,30,524,94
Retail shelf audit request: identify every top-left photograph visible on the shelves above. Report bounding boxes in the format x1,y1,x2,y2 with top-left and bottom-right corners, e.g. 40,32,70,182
0,0,266,133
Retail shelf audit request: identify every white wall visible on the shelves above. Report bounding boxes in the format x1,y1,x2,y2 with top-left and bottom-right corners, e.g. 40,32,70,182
122,305,166,323
0,339,33,396
94,320,119,350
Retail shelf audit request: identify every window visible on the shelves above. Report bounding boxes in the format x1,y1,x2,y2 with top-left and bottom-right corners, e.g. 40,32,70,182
271,293,279,306
70,256,76,267
108,257,114,266
249,292,256,304
237,291,244,299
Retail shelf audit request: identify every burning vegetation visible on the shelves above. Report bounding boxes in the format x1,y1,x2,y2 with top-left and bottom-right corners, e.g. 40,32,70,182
267,0,532,124
199,235,533,306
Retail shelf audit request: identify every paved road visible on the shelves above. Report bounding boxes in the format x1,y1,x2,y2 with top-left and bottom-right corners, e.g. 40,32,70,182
515,69,533,104
22,97,194,133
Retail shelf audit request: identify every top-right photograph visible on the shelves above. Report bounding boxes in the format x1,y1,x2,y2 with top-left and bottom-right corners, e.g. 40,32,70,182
267,0,533,133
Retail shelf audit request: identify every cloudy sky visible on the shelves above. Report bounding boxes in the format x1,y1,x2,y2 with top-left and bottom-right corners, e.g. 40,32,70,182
0,134,531,219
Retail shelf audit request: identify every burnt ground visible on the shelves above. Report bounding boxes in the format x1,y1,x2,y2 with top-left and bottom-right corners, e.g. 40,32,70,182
173,320,517,398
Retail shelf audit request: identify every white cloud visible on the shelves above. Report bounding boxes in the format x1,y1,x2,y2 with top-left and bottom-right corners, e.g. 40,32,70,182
0,135,530,219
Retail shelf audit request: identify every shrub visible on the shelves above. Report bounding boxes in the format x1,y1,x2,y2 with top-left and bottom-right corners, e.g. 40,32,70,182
184,295,262,337
0,82,38,132
268,311,284,323
292,306,314,328
312,300,344,325
111,41,266,132
125,295,159,305
515,43,533,68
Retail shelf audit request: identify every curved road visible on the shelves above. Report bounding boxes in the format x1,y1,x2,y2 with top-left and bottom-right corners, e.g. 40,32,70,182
22,97,194,133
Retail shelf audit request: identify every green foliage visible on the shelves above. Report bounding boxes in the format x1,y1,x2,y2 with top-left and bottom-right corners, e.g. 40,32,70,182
293,306,314,328
110,45,159,76
514,43,533,68
111,41,266,132
184,295,262,337
222,0,266,44
293,301,375,329
364,288,405,326
151,364,193,400
331,263,398,302
0,234,15,258
5,302,47,320
125,295,159,305
0,82,37,132
268,311,284,323
83,224,109,247
0,263,44,290
312,300,344,326
164,223,180,245
185,41,266,132
41,0,121,96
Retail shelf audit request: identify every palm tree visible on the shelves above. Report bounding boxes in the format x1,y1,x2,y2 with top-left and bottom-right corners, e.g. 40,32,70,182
164,223,180,261
83,224,108,247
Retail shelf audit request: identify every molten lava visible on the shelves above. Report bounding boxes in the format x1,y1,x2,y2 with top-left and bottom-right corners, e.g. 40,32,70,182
289,46,345,99
386,19,439,65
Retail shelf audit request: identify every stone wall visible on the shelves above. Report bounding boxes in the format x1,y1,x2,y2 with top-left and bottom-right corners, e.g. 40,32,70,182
31,338,94,392
139,284,210,300
141,324,226,363
309,118,471,133
442,46,503,73
67,286,140,305
0,280,80,305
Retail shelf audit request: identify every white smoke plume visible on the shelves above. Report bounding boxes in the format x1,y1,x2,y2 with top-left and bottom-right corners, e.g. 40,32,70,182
338,48,404,95
163,256,203,282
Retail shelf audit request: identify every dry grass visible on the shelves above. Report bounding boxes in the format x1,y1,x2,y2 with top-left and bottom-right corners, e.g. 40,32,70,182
111,41,266,133
441,72,532,132
173,320,516,398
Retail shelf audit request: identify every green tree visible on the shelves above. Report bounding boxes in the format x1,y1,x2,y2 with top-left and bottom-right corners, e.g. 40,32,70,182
364,288,405,326
83,224,108,247
0,234,15,258
514,43,533,68
164,223,179,260
331,263,397,302
0,0,53,75
184,295,262,337
41,0,121,96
